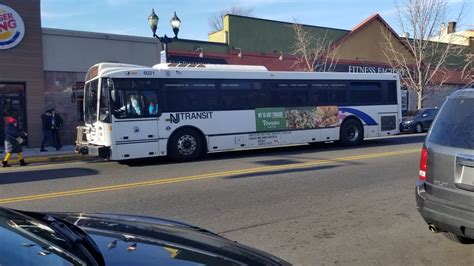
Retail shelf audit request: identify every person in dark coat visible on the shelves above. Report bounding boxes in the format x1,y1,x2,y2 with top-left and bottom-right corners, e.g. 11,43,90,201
40,109,53,152
50,109,63,150
2,117,28,167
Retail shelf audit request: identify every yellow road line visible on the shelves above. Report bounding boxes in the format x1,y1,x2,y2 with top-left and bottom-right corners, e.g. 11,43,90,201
0,148,420,204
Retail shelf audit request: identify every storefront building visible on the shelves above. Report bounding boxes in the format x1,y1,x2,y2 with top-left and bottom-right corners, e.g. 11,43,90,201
1,0,472,147
0,1,44,147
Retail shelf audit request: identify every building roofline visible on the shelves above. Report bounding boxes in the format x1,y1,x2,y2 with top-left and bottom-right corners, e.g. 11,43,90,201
225,14,350,34
331,13,402,48
42,27,158,44
173,38,228,46
42,27,227,47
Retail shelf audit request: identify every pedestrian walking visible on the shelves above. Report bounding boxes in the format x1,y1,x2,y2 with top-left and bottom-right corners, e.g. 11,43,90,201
2,116,28,167
40,109,53,152
51,108,63,150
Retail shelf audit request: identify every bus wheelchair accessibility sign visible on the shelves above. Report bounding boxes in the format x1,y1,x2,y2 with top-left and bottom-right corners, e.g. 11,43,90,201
0,4,25,50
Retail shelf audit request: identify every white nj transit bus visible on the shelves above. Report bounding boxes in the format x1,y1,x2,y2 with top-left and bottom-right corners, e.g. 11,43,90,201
76,63,401,161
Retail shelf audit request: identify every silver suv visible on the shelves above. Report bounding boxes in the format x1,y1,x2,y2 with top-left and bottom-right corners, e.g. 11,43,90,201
416,89,474,244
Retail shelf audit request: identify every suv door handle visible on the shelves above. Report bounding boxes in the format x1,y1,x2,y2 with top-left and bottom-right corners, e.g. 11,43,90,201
456,154,474,167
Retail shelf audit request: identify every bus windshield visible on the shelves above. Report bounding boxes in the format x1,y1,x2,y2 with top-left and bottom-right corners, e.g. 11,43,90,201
84,79,98,124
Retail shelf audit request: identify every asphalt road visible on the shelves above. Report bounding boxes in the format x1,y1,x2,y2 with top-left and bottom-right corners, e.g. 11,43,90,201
1,134,473,265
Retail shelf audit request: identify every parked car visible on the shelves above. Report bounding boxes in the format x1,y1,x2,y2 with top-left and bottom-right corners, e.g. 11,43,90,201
400,108,438,133
416,89,474,244
0,207,291,265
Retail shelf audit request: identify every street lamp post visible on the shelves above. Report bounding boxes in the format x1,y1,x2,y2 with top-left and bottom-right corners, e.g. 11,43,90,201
148,9,181,63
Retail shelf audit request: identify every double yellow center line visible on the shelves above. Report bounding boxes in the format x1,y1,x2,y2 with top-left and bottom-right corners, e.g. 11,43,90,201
0,148,419,204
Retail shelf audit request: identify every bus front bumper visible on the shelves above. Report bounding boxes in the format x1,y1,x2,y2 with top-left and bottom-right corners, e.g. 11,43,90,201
76,144,110,159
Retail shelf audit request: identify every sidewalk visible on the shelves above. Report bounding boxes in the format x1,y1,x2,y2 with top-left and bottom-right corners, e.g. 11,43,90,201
0,145,88,165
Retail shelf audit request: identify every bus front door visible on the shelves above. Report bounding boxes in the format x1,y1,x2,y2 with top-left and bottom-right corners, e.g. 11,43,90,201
112,119,159,160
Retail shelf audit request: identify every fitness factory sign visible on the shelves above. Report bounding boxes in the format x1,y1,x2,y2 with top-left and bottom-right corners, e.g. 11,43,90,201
0,4,25,49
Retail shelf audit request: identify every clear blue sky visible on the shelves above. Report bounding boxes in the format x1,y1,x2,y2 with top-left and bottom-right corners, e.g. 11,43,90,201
41,0,472,41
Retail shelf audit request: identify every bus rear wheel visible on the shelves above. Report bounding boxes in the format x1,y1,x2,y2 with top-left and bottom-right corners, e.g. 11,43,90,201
168,128,204,161
340,119,363,146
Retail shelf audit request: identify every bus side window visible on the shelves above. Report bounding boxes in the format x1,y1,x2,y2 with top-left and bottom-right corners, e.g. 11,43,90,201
386,81,398,104
163,80,217,112
270,81,309,107
313,90,330,105
313,81,348,106
143,90,159,116
312,82,330,105
220,80,265,110
111,78,159,119
350,82,383,105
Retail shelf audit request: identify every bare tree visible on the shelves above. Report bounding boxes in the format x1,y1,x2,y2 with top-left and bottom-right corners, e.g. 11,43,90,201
461,47,473,88
208,6,254,32
290,21,340,72
382,0,467,109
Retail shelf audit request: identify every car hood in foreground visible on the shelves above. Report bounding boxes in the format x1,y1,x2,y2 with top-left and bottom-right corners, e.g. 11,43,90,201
53,212,291,266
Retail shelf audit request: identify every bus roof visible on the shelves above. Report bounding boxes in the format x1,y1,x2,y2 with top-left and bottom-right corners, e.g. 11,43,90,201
86,62,399,81
153,63,269,72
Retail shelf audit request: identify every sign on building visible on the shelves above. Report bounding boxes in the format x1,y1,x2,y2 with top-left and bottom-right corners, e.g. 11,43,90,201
332,64,405,76
0,4,25,49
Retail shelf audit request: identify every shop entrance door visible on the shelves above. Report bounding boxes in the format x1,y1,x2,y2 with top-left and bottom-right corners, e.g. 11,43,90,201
0,83,26,144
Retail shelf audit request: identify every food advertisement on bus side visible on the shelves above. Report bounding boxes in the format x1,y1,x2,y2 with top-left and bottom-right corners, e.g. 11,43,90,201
255,106,344,131
255,108,286,131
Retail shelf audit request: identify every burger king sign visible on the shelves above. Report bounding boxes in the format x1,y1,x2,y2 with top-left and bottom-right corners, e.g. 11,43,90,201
0,4,25,50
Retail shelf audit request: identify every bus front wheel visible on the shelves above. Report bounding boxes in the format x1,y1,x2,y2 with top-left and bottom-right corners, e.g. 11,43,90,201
340,119,363,146
168,128,204,161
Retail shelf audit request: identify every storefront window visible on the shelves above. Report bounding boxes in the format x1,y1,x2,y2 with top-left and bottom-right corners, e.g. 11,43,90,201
0,83,26,144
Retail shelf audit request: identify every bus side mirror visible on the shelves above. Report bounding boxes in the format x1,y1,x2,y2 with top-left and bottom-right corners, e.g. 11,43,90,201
110,89,116,102
107,78,116,102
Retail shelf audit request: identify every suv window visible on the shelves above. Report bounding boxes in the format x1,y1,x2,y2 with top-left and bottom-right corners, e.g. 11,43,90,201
428,98,474,149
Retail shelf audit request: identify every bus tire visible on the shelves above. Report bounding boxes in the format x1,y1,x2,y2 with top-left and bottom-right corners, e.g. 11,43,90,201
340,119,363,146
168,128,204,162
